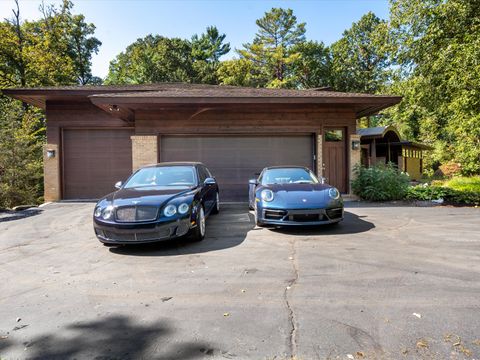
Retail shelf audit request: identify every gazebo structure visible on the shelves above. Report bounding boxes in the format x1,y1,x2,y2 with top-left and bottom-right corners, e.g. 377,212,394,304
357,126,433,180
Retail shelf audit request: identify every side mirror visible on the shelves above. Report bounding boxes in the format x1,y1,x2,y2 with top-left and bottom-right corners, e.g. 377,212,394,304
114,181,123,189
319,176,327,184
204,177,216,185
249,178,258,185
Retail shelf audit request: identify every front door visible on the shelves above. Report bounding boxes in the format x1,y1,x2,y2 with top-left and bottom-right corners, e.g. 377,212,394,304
323,128,347,193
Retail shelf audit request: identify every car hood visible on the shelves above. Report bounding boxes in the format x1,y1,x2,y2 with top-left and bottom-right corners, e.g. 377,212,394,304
260,183,333,207
106,186,196,207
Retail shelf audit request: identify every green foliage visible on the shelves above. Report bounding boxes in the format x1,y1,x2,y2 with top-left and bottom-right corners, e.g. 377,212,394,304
228,8,306,88
383,0,480,175
406,183,480,205
0,0,101,87
106,26,230,85
0,100,44,208
352,163,410,201
330,12,392,93
443,176,480,193
290,41,332,89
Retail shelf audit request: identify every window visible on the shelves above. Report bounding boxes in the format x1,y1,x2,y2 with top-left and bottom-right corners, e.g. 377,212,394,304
260,168,319,185
124,166,196,188
197,166,209,183
325,129,343,142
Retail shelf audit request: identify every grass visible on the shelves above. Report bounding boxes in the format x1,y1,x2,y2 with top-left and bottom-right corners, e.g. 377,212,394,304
443,176,480,192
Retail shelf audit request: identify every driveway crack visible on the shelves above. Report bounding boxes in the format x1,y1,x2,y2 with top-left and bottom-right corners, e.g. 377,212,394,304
284,239,299,358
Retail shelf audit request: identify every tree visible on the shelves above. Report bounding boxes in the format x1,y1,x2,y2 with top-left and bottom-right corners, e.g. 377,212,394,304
384,0,480,174
191,26,230,84
233,8,306,88
105,35,194,84
0,0,101,88
330,12,391,93
106,26,230,85
290,41,332,89
0,99,44,208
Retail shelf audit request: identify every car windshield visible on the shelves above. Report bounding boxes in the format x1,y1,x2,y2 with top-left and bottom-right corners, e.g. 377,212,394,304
123,166,197,188
261,168,319,185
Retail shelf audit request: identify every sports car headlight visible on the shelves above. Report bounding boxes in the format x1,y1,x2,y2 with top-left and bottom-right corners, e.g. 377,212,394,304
94,206,103,218
261,189,274,202
178,203,190,214
102,205,114,220
163,204,177,217
328,187,340,200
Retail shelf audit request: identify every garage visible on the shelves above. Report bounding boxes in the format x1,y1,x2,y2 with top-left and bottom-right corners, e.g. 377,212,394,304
160,135,314,201
2,83,402,201
63,129,133,199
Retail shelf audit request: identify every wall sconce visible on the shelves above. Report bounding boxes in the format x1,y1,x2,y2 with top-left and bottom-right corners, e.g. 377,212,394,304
46,149,56,159
351,140,360,150
109,104,120,112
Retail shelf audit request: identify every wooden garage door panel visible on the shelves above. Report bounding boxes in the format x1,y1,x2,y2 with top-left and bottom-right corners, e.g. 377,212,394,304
161,135,313,202
63,129,133,199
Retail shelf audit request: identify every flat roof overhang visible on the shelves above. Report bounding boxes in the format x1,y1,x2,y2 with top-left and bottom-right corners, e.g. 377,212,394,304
1,85,402,121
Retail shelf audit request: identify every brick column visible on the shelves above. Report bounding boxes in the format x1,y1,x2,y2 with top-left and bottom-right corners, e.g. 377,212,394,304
316,133,323,177
131,135,158,171
349,134,361,194
43,144,61,202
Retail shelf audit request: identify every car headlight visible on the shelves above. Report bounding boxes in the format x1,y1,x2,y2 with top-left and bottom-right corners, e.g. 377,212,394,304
178,203,190,214
328,187,340,200
94,206,103,218
261,189,274,202
163,204,177,217
102,205,114,220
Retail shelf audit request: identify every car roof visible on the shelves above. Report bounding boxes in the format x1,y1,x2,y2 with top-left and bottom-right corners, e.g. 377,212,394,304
142,162,205,168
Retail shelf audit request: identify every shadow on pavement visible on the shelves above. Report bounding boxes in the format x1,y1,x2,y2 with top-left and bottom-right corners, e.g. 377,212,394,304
109,206,374,256
9,315,210,360
268,211,375,236
0,208,42,223
110,204,255,257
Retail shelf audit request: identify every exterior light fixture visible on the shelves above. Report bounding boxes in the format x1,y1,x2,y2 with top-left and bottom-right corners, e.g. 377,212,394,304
46,149,56,158
351,140,360,150
109,104,120,112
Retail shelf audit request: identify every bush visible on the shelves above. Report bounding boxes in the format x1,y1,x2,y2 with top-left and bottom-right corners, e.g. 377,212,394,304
406,184,480,205
352,163,410,201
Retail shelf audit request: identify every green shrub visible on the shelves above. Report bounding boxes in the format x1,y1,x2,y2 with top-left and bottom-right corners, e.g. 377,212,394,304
352,163,410,201
406,184,480,205
443,176,480,193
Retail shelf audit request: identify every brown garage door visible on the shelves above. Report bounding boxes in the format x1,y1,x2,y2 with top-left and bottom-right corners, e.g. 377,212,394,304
161,135,314,202
63,129,133,199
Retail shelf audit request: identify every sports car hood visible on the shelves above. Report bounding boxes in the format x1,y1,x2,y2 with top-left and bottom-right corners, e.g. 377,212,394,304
105,186,196,207
260,183,334,207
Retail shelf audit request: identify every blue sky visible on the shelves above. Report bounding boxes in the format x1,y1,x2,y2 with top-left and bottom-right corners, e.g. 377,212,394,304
0,0,390,79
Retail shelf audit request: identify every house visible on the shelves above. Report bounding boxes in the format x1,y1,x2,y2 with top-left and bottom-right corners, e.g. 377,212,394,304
2,83,401,202
358,125,433,180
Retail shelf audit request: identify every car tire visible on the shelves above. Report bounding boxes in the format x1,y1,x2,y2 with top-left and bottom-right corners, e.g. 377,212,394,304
254,206,264,227
189,205,206,242
211,192,220,215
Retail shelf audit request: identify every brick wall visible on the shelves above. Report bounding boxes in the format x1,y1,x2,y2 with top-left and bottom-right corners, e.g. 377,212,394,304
131,135,158,170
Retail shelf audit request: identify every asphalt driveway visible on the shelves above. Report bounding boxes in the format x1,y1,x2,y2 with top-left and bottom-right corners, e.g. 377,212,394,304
0,203,479,359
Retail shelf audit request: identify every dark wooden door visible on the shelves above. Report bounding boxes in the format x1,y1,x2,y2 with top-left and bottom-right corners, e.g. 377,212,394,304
161,135,314,202
323,128,347,193
63,129,133,199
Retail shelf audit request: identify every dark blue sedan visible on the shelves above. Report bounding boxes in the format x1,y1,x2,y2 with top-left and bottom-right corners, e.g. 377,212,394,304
248,166,343,226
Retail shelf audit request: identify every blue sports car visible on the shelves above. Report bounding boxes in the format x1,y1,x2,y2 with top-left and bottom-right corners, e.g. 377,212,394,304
248,166,344,226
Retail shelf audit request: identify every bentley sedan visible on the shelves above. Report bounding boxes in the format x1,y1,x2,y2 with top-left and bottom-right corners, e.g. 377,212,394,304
248,166,343,226
93,162,219,245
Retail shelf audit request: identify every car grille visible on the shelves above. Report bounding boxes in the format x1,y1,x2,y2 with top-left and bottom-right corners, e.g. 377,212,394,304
97,228,172,242
115,206,158,222
264,209,287,220
290,213,325,222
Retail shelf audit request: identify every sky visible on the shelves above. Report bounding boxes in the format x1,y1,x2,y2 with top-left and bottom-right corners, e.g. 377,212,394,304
0,0,390,79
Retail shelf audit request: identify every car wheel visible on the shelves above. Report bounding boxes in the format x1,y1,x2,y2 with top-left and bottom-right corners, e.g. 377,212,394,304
189,205,206,242
211,192,220,214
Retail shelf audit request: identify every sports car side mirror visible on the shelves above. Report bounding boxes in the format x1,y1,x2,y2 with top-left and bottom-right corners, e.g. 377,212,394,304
249,179,258,185
204,177,216,185
114,181,123,189
319,177,327,184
